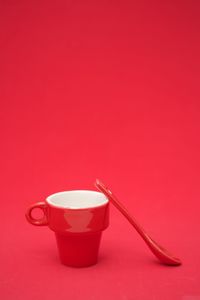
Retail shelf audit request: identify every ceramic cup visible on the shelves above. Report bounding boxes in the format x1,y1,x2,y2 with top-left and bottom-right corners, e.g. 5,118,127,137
26,190,109,267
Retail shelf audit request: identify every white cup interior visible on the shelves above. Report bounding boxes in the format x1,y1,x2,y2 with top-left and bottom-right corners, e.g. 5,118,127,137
46,190,108,209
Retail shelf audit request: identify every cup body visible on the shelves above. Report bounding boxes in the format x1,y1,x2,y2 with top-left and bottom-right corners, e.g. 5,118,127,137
26,190,109,267
55,231,102,267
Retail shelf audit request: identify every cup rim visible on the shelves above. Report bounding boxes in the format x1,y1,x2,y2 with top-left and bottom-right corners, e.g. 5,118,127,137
46,190,109,210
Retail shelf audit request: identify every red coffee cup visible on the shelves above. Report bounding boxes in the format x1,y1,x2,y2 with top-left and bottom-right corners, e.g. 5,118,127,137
26,190,109,267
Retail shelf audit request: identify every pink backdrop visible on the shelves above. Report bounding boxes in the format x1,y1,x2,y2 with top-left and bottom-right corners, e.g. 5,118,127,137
1,0,200,299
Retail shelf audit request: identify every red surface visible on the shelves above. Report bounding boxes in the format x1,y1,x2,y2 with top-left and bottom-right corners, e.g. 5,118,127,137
0,0,200,299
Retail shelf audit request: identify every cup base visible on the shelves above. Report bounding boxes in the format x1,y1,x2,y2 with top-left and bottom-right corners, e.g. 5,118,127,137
55,231,102,268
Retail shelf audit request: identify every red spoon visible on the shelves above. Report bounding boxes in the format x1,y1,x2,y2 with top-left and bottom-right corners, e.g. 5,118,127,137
95,179,182,266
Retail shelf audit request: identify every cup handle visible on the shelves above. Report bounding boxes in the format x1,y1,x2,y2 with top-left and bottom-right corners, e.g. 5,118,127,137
26,202,48,226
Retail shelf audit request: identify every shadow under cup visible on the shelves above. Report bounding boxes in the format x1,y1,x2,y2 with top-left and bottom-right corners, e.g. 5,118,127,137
26,190,109,267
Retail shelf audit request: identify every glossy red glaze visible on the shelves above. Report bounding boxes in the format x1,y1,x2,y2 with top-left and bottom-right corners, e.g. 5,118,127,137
55,232,102,267
26,191,109,267
47,202,109,234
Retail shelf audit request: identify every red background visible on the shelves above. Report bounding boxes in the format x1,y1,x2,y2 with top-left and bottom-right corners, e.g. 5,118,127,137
0,0,200,299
